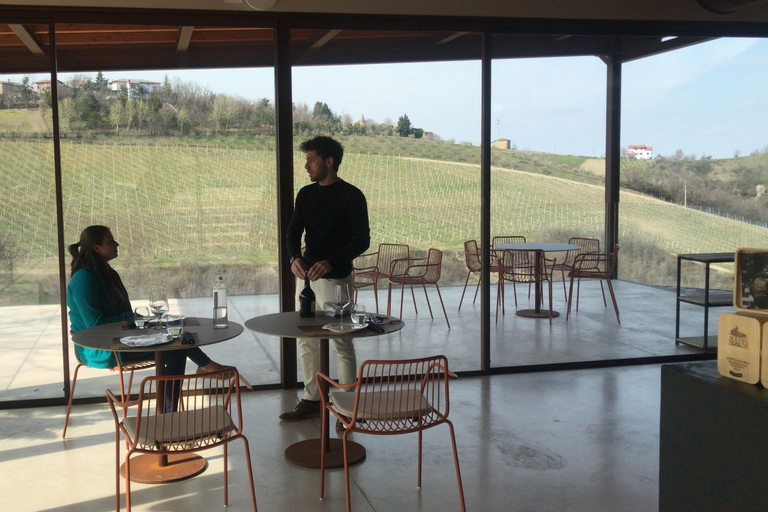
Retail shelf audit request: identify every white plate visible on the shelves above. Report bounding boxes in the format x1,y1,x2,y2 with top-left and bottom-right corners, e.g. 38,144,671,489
322,323,368,334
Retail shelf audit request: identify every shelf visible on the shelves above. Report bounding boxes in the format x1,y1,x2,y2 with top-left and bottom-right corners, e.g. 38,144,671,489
677,289,733,307
675,336,719,351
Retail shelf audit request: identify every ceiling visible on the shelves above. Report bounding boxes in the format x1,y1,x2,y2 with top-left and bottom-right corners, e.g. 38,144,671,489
0,2,765,73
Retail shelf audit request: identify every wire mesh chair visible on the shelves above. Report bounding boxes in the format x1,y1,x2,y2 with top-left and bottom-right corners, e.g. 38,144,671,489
551,237,601,301
387,248,450,328
458,240,500,311
492,236,528,300
496,249,556,325
106,369,258,512
317,355,466,512
353,243,410,313
566,244,621,324
63,347,155,438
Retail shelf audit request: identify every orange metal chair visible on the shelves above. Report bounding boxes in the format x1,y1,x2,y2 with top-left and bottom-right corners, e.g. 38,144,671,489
492,235,528,299
106,369,257,512
352,243,409,313
551,237,601,301
62,348,155,438
496,249,557,325
387,248,450,328
566,244,621,324
317,355,466,512
458,239,500,311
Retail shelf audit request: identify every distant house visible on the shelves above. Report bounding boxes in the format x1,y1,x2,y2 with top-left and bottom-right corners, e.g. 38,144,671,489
109,78,161,98
628,144,653,160
35,80,73,98
492,138,510,150
0,80,25,100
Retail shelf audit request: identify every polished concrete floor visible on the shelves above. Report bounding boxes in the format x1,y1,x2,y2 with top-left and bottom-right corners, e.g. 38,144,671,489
1,363,665,512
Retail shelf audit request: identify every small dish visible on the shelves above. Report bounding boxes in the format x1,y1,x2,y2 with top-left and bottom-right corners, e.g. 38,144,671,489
322,323,368,334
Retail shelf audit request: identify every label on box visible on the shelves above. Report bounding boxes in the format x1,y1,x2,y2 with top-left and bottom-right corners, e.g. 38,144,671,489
718,311,765,385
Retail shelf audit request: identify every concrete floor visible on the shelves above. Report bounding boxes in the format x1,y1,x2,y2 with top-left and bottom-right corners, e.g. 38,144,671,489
0,363,665,512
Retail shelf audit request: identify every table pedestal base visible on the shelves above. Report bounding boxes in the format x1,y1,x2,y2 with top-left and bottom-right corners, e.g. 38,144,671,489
285,438,366,469
120,453,207,484
516,309,560,318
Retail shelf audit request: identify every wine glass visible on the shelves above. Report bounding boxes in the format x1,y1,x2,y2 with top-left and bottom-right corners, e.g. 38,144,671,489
334,283,352,326
148,288,169,329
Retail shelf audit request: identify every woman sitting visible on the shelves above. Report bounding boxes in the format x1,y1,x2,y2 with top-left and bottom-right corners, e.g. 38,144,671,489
67,225,233,410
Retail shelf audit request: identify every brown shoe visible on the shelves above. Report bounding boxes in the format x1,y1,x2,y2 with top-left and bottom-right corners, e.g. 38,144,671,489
279,399,321,421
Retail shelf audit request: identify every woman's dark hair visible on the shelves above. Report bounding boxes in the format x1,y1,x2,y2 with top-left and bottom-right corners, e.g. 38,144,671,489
299,136,344,171
68,225,110,277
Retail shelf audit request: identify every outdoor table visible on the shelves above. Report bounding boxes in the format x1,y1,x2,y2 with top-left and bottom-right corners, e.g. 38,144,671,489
72,317,244,483
496,242,580,318
245,311,404,469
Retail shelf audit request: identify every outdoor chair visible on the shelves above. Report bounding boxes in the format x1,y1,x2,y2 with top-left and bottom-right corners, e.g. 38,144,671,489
496,249,556,325
353,243,410,313
492,235,528,298
62,347,155,438
458,239,501,311
317,355,466,512
387,248,451,328
566,244,621,325
106,369,258,512
551,237,601,301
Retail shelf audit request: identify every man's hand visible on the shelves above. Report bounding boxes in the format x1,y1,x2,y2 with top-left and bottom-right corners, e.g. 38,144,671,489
291,257,308,279
306,260,331,281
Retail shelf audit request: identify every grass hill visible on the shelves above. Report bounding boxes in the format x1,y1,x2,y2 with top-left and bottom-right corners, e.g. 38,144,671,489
1,136,764,304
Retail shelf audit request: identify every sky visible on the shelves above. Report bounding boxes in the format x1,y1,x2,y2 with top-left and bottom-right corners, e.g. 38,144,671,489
4,37,767,159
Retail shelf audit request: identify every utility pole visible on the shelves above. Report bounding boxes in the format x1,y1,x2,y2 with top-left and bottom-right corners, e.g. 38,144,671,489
496,119,499,141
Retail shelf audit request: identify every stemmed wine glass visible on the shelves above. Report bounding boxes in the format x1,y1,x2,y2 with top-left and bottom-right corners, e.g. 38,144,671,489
148,288,169,329
334,283,352,328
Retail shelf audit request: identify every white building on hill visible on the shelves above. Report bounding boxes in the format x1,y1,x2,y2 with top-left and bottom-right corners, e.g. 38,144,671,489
628,144,653,159
109,78,161,98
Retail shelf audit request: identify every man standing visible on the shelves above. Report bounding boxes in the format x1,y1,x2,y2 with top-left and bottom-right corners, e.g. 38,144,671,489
281,136,370,423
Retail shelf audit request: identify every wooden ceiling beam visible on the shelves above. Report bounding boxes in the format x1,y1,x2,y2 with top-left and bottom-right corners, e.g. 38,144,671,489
177,25,194,52
8,24,45,55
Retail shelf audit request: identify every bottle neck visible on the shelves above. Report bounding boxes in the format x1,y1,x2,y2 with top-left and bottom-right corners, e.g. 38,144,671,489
304,277,310,286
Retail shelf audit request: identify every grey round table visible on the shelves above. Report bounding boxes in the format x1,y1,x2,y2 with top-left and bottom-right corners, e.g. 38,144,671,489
72,318,244,483
245,311,404,469
496,242,580,318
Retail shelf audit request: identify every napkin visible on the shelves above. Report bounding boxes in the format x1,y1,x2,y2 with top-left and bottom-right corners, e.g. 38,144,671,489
119,333,171,347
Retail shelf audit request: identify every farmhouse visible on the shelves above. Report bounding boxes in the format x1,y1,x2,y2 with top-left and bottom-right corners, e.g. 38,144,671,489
0,80,24,100
628,144,653,159
35,79,73,98
109,78,161,98
492,137,511,150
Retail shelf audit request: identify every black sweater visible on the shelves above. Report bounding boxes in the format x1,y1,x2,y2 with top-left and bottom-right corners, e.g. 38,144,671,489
286,179,370,279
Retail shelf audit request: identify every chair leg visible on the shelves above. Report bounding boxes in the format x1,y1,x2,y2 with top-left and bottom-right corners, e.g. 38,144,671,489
495,278,501,323
240,436,259,512
421,283,434,319
560,269,568,302
566,276,576,321
115,430,121,512
400,282,406,320
410,285,419,314
548,278,553,326
605,278,621,324
320,404,327,499
599,280,608,307
417,428,423,488
434,283,451,329
458,270,471,311
387,281,393,316
343,431,353,512
447,420,467,512
472,274,482,305
62,362,84,438
223,443,229,507
125,453,132,512
373,280,380,314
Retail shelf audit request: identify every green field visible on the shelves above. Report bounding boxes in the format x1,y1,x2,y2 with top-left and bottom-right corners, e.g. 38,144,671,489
1,138,764,302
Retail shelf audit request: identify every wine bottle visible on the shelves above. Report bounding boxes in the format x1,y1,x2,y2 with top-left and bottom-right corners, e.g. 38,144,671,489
299,277,316,317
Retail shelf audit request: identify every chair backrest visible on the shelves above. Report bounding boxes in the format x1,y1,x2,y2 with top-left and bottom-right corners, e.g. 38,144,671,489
377,243,410,276
122,370,242,454
571,244,619,277
492,235,526,248
500,249,550,281
423,248,443,283
348,355,453,434
463,240,481,272
563,237,600,266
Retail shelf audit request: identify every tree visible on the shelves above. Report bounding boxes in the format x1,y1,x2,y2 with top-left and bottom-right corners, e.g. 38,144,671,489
209,96,226,135
312,101,334,123
396,114,412,137
158,103,177,134
413,127,424,139
58,97,77,133
94,71,109,92
77,92,102,129
109,101,124,135
135,99,149,131
177,107,190,135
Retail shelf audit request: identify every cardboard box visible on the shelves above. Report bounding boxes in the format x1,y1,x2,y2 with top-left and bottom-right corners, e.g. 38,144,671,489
718,311,766,385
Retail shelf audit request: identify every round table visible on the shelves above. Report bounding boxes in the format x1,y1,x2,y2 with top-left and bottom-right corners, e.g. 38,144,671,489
245,311,405,469
72,318,244,484
495,242,580,318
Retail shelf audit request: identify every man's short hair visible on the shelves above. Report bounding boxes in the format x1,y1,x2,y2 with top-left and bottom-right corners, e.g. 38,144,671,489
299,136,343,171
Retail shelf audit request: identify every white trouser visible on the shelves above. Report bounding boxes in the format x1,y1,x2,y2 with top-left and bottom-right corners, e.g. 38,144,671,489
296,273,357,401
